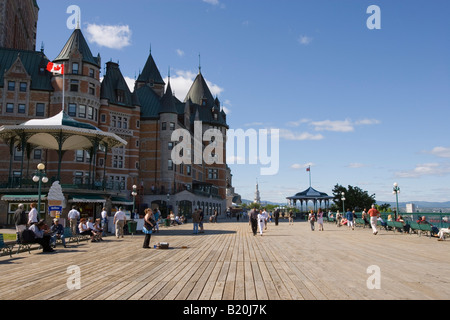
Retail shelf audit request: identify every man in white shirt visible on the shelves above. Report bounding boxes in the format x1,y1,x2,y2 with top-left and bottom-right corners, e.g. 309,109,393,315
67,205,80,235
113,207,127,238
101,207,108,236
28,202,39,225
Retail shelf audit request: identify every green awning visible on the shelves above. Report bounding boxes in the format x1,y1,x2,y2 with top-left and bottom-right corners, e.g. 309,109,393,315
1,194,46,201
68,194,105,203
111,196,133,205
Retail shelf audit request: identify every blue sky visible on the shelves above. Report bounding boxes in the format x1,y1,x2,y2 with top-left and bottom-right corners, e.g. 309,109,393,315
36,0,450,204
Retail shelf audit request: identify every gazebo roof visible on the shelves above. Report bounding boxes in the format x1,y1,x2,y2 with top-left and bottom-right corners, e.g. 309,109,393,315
287,187,334,201
0,111,127,150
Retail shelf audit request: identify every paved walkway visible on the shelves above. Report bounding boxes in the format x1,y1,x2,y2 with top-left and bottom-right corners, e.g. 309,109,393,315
1,219,449,300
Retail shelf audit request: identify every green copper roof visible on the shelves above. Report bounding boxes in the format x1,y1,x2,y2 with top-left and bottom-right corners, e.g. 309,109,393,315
184,72,215,106
100,61,136,107
54,29,100,66
137,53,165,85
159,82,178,114
136,85,162,119
0,48,53,91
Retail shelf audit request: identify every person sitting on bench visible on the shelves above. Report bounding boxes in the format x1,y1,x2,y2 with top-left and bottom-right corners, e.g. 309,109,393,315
30,220,54,253
78,218,94,241
50,218,66,248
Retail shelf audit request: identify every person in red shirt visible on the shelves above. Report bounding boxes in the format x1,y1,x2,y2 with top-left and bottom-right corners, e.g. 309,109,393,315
368,204,380,235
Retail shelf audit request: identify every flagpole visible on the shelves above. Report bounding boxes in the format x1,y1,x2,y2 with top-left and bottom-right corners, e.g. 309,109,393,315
62,64,65,113
308,166,311,188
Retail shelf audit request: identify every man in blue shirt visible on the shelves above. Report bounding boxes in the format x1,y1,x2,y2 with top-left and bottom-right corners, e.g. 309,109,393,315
346,209,355,230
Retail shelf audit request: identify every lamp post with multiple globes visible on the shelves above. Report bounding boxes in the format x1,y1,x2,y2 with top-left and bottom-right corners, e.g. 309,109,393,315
393,182,400,220
32,163,48,220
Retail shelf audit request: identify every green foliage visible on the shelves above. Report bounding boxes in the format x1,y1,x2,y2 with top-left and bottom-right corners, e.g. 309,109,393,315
331,184,376,212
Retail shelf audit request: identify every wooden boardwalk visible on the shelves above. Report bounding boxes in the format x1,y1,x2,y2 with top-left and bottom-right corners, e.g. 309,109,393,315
1,219,449,300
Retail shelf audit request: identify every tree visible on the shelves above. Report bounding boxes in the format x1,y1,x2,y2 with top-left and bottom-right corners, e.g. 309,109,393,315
331,184,376,212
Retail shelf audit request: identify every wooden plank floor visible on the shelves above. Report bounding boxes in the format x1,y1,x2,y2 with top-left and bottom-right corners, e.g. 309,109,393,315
1,219,449,300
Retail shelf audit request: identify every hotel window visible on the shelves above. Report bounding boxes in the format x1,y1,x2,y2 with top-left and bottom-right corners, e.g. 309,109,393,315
123,118,128,129
208,169,218,180
36,103,45,117
136,120,140,128
161,122,167,130
168,142,174,150
18,104,26,114
76,150,84,162
89,68,95,78
101,114,106,123
14,147,23,161
87,106,93,120
20,82,27,92
180,164,184,174
8,81,15,91
89,83,95,95
72,62,79,75
78,105,86,118
168,160,173,170
33,149,42,160
70,79,79,92
117,117,122,128
187,165,192,176
68,104,77,117
170,122,175,130
6,103,14,113
74,172,83,185
113,156,124,168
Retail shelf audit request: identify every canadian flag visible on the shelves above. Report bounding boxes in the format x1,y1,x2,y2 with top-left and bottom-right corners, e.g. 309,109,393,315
306,167,310,172
46,62,64,74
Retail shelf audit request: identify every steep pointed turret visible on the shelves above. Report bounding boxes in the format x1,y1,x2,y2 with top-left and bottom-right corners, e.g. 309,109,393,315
101,61,136,107
53,28,100,67
159,77,178,115
136,51,165,96
184,70,215,107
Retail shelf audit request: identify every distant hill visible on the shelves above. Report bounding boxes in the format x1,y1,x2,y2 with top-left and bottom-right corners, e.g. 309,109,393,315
378,201,450,209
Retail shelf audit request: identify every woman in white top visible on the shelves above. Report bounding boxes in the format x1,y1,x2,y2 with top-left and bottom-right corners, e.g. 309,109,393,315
257,211,266,236
28,202,39,225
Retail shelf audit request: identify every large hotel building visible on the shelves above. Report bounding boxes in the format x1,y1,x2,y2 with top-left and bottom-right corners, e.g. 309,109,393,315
0,0,233,225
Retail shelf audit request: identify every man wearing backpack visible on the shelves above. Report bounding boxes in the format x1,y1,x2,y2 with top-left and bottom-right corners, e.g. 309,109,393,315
13,204,27,244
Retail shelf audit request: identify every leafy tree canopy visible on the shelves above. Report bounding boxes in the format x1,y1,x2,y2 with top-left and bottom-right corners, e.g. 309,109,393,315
331,184,376,212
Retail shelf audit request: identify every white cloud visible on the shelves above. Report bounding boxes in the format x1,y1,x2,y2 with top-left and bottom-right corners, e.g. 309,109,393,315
203,0,220,5
124,76,135,92
176,49,185,57
286,118,381,133
85,24,132,49
298,35,313,45
291,162,315,170
163,69,225,102
311,119,354,132
395,163,450,178
427,147,450,158
279,129,324,141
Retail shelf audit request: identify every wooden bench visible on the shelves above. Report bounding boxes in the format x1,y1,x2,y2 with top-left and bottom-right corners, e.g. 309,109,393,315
0,234,13,258
409,222,421,235
355,218,365,227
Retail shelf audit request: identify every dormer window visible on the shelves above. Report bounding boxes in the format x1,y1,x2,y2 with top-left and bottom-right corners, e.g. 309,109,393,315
116,89,125,103
72,62,79,75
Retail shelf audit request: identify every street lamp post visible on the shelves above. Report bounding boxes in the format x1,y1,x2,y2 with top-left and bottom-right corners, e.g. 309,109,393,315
132,185,137,220
393,182,400,220
341,192,346,214
32,163,48,220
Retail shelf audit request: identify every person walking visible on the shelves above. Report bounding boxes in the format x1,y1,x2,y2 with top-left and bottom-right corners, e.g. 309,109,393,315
101,207,108,236
142,208,155,248
199,209,205,233
346,209,354,230
113,207,127,238
28,202,39,226
68,205,80,235
308,210,316,231
257,210,266,236
249,208,259,236
153,208,161,233
288,210,294,225
317,208,324,231
274,209,280,226
13,204,27,243
368,204,380,235
192,209,201,234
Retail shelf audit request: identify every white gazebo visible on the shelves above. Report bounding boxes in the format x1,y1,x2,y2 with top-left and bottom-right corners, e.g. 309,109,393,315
0,110,127,187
